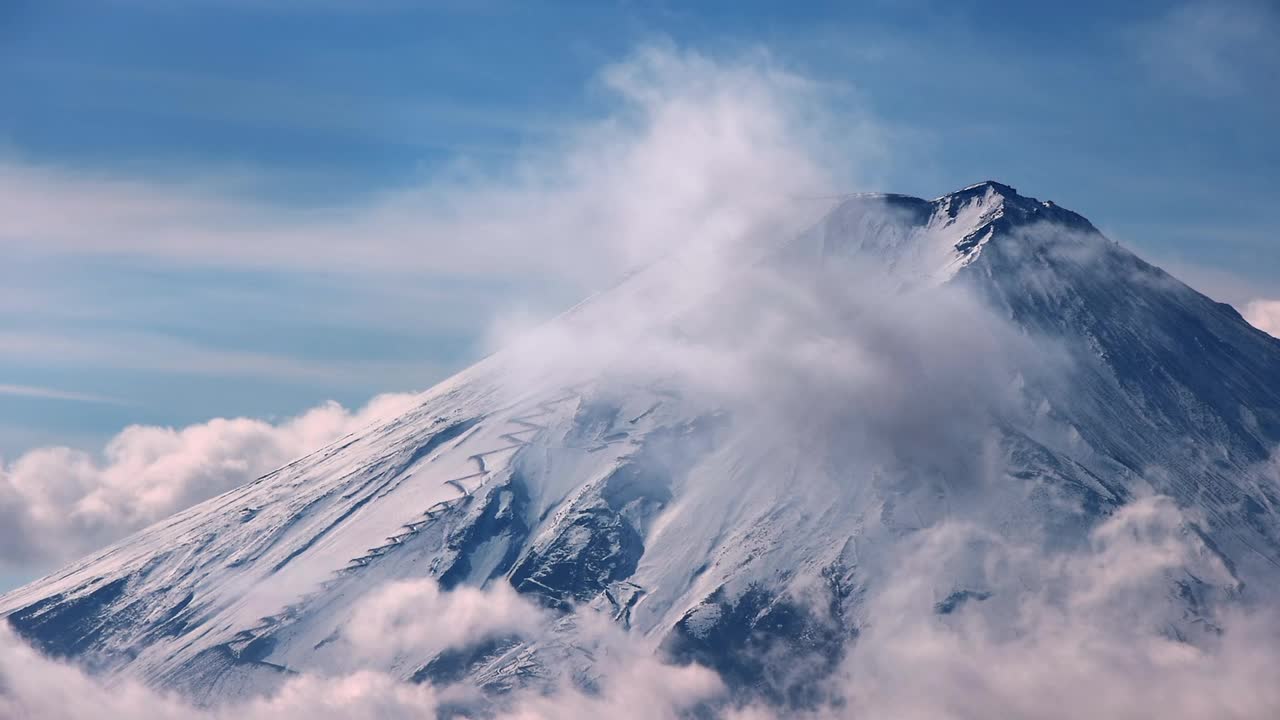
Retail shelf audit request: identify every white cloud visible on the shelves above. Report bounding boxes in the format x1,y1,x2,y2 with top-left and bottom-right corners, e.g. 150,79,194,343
1244,299,1280,338
507,616,723,720
755,496,1279,720
486,217,1059,497
345,579,546,664
0,625,454,720
345,580,724,719
0,392,419,571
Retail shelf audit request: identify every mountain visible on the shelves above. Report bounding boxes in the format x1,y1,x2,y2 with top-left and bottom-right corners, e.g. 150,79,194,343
4,181,1280,711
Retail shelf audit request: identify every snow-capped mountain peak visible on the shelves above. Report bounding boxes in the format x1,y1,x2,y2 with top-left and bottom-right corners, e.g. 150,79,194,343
4,181,1279,713
805,180,1097,284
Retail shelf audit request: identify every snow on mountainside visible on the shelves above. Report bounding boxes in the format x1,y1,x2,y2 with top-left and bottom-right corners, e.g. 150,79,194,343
4,181,1280,711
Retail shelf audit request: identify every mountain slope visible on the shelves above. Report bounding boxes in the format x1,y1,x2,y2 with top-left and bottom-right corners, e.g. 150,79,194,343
4,181,1279,709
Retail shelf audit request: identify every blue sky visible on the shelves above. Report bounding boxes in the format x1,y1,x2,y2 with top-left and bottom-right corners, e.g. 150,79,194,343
1,0,1277,460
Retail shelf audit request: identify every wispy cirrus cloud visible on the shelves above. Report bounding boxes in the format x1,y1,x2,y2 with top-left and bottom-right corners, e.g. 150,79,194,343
10,56,559,156
1135,0,1280,95
0,329,437,388
0,384,124,405
0,44,871,289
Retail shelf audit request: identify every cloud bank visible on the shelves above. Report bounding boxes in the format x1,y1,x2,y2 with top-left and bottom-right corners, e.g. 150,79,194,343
0,578,723,720
5,498,1280,719
0,392,418,571
816,496,1278,720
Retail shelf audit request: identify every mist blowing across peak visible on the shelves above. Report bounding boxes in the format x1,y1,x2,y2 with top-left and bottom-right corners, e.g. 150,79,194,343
5,168,1280,718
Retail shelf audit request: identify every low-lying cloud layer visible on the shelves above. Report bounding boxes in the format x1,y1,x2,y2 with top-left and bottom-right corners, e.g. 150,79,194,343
0,577,724,720
0,392,418,571
4,497,1279,719
820,496,1278,720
